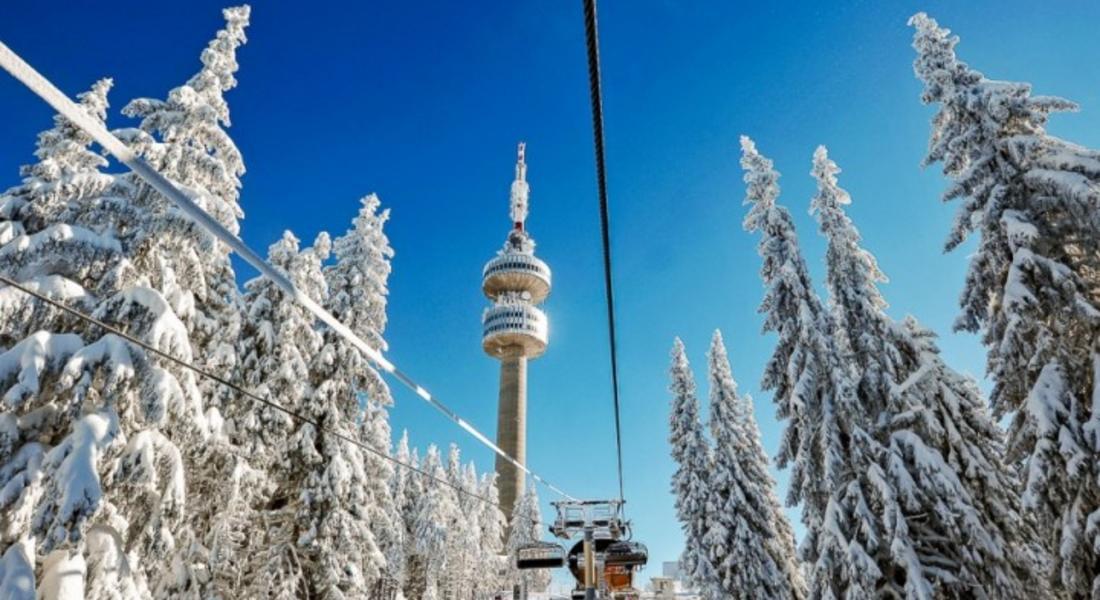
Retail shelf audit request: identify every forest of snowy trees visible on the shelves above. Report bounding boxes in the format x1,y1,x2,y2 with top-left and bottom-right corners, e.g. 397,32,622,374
0,6,550,600
670,12,1100,600
2,3,1100,600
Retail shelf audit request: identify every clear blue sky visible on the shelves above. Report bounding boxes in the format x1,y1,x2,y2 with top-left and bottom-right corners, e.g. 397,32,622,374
4,0,1100,587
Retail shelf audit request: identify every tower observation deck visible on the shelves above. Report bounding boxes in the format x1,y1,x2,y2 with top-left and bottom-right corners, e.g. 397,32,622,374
483,142,551,524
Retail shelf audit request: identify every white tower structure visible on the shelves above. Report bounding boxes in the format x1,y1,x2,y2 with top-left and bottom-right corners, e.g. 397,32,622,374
482,142,551,522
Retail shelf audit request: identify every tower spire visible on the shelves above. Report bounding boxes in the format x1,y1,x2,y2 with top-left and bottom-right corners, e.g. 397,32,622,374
483,141,551,526
510,141,529,230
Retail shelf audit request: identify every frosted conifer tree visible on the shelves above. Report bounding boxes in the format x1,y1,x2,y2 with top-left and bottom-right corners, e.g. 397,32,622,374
440,447,467,599
115,5,251,404
704,331,804,600
325,193,393,353
235,231,331,598
411,445,454,600
741,137,877,598
322,194,401,595
0,78,114,240
319,197,398,596
0,78,207,597
103,9,255,594
455,462,484,598
394,434,428,600
666,337,714,594
911,13,1100,594
473,472,507,598
812,145,1047,598
505,485,551,596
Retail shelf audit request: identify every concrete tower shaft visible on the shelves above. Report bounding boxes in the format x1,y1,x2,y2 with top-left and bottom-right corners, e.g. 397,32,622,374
482,142,550,524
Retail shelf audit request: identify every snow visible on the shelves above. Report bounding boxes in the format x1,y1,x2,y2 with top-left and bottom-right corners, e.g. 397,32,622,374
99,287,193,360
61,334,137,392
0,275,90,309
0,537,35,600
0,223,120,263
0,332,84,408
36,411,118,549
38,550,85,600
0,220,24,245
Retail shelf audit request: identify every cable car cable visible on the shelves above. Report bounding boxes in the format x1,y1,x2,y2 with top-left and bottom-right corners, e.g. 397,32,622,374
581,0,626,506
0,40,575,503
0,273,550,529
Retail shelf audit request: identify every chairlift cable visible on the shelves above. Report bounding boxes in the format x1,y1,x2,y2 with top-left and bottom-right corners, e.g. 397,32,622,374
581,0,626,506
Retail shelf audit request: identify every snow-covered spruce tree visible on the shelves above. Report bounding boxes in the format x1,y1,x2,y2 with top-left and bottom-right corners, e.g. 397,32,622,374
666,337,715,595
361,399,404,598
740,136,826,509
0,78,118,352
812,145,1047,598
458,461,485,598
505,484,551,596
393,433,427,600
411,445,454,600
321,193,402,596
234,231,330,598
741,136,880,599
325,193,393,354
115,4,250,404
91,8,256,596
911,13,1100,594
439,445,479,599
703,331,804,600
303,254,392,598
0,78,212,598
479,471,508,594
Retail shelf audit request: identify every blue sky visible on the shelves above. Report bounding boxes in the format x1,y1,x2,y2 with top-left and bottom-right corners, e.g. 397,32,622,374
4,0,1100,587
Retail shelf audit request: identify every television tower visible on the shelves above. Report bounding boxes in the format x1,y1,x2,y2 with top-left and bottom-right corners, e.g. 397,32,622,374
482,142,551,523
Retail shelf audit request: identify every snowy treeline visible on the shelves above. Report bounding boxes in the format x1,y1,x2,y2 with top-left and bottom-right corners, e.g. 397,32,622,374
0,6,543,599
671,12,1100,599
668,333,804,600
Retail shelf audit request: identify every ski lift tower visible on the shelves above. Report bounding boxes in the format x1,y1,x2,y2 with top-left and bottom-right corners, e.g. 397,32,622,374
482,142,551,524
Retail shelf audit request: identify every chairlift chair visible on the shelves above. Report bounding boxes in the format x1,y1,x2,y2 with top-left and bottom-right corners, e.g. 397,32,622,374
515,541,567,570
602,541,648,568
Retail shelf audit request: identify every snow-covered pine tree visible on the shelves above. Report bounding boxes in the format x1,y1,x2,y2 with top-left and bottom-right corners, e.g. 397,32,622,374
666,337,714,595
741,136,878,599
0,77,118,367
235,230,330,598
361,399,404,598
0,78,114,242
440,446,464,599
505,484,551,596
812,145,1048,598
0,78,209,598
322,194,401,596
99,8,255,595
411,445,454,600
455,461,484,598
394,433,428,600
115,4,250,404
703,331,804,600
911,13,1100,594
889,318,1050,597
475,471,507,599
301,242,391,598
325,193,393,354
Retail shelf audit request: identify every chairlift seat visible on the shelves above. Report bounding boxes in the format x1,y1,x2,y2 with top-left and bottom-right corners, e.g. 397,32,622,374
516,542,567,570
603,541,648,567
